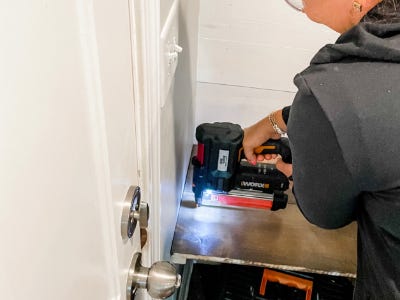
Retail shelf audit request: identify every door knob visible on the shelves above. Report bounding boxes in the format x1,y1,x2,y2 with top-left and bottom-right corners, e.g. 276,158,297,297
127,252,181,299
121,186,149,239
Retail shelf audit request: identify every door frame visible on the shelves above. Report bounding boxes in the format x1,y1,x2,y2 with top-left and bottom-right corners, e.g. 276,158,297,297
128,0,162,267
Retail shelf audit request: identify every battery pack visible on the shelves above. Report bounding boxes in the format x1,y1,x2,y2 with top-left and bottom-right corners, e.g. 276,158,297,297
192,123,243,200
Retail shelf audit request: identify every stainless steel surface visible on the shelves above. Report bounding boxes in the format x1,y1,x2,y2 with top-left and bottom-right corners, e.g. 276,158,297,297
171,146,358,278
147,261,182,298
228,189,274,199
126,252,141,300
137,201,149,229
126,252,181,299
121,186,149,239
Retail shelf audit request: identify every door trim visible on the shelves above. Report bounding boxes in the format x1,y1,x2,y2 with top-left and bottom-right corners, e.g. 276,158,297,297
128,0,162,267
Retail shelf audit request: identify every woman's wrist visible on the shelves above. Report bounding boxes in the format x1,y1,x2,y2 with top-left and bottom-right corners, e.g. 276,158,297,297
267,109,287,135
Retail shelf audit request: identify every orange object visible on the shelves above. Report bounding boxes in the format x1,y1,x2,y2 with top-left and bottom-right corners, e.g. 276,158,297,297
237,145,277,162
259,269,313,300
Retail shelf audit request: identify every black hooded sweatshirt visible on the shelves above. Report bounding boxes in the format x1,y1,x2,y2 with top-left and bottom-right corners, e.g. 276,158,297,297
286,22,400,298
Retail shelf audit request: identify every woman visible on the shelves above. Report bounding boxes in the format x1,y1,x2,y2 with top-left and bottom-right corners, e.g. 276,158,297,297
243,0,400,298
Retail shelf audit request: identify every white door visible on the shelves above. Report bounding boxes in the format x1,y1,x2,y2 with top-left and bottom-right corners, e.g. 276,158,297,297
0,1,177,299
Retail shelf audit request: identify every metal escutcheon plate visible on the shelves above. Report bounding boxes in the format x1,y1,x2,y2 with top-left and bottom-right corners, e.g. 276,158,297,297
121,186,141,239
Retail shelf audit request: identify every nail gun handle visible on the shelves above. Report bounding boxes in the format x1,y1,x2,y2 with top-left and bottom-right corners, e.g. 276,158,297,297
252,137,292,163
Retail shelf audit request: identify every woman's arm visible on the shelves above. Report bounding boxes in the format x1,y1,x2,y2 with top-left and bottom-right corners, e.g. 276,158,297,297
288,77,359,229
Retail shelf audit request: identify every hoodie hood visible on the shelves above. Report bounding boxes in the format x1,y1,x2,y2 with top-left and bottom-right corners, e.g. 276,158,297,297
311,22,400,64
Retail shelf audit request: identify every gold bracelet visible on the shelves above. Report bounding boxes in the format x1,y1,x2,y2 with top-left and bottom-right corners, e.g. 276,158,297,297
268,111,286,135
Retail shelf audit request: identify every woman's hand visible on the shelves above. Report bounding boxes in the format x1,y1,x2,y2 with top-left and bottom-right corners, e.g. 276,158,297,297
243,111,285,164
243,122,280,164
276,157,293,178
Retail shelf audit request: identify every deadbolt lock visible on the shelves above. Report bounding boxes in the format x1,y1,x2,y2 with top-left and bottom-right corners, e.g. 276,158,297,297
121,186,149,239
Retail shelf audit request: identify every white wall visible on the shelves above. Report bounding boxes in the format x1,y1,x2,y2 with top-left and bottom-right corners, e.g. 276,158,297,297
195,0,339,128
157,0,338,263
159,0,200,262
160,0,175,28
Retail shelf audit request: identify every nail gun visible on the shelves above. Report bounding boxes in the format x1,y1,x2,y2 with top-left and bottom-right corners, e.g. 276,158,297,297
191,122,292,211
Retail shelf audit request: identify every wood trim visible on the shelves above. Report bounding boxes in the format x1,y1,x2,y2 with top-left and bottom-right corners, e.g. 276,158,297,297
128,0,162,267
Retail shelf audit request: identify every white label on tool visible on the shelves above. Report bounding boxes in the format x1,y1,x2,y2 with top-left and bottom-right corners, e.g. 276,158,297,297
217,149,229,171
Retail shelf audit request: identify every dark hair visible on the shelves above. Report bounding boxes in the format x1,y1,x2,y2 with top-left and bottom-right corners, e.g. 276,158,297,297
361,0,400,23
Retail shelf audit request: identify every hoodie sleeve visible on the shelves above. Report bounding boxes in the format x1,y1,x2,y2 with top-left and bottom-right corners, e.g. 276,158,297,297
287,75,359,229
282,106,291,124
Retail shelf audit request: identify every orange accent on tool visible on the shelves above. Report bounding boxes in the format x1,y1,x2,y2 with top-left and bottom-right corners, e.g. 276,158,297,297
259,269,313,300
237,145,277,162
255,145,276,153
213,194,273,209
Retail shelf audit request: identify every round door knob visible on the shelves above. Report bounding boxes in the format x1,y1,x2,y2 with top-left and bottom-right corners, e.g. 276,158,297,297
147,261,181,298
127,252,181,299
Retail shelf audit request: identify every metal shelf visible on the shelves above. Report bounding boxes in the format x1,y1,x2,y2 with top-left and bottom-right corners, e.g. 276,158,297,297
171,147,357,278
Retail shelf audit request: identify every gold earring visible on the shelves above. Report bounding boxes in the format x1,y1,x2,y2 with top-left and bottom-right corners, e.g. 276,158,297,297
353,1,362,12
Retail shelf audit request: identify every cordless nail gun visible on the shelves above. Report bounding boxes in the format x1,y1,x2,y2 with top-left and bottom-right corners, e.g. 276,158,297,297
191,122,292,211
